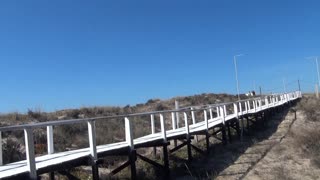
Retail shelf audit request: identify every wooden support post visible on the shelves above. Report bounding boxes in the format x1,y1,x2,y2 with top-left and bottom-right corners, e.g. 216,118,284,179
151,114,157,157
162,144,170,178
184,112,192,162
129,149,137,180
24,128,37,179
0,131,2,166
227,121,232,143
88,121,99,180
219,106,227,145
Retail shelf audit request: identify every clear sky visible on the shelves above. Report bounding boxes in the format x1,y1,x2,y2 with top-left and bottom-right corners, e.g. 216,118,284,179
0,0,319,113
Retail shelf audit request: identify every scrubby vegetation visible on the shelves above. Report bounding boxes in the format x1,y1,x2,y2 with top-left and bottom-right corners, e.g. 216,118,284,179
294,96,320,167
0,93,241,178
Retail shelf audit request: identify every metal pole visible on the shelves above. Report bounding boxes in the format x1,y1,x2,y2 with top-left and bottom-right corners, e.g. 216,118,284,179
234,56,240,101
316,57,320,90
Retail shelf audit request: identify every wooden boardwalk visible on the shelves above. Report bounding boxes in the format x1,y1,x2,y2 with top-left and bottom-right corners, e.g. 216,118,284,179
0,91,301,179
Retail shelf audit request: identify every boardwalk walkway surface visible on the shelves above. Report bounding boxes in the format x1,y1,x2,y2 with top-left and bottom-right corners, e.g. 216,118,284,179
0,91,301,179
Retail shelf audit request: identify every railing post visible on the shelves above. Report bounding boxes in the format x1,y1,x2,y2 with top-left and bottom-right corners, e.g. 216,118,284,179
259,99,262,110
88,121,99,180
183,112,192,161
175,100,180,128
125,117,136,179
24,128,37,179
125,117,134,148
233,103,238,118
171,112,176,130
219,106,227,144
204,110,210,151
160,114,167,142
183,113,190,136
223,105,227,117
204,110,209,130
171,112,177,147
239,102,242,115
0,131,2,166
191,107,198,142
191,107,196,125
47,126,54,155
151,114,155,134
245,101,248,113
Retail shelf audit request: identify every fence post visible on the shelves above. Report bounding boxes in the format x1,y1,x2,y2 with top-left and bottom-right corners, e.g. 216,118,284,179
24,128,37,179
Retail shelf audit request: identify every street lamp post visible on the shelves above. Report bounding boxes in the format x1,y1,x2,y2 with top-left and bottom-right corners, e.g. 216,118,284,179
234,54,245,101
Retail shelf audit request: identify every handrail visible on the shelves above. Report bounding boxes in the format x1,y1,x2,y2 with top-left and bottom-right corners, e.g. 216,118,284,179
0,91,300,132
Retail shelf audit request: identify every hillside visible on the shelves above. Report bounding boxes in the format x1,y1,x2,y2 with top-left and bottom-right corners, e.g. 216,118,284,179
0,92,241,165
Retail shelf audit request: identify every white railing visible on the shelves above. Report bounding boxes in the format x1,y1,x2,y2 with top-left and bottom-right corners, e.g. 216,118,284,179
0,91,301,179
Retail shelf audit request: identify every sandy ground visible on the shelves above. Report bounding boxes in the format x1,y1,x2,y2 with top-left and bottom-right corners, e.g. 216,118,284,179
214,110,320,180
175,106,320,180
243,110,320,180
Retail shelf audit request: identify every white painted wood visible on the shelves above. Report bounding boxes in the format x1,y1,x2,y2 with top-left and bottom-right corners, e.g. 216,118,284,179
191,107,196,125
253,100,256,112
151,114,155,134
46,126,54,154
219,106,225,124
125,117,134,148
223,105,227,116
183,112,190,135
265,97,269,107
246,101,249,111
216,107,219,117
204,110,209,130
24,128,37,179
209,106,213,119
233,103,238,118
171,112,176,130
0,131,2,165
239,102,242,115
160,114,167,142
87,121,97,160
175,100,180,128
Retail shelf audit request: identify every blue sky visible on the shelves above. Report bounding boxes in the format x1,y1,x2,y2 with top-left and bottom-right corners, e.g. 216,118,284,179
0,0,319,112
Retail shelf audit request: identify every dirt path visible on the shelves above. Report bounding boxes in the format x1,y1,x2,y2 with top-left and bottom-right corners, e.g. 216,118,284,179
214,110,297,180
213,109,320,180
243,110,320,180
